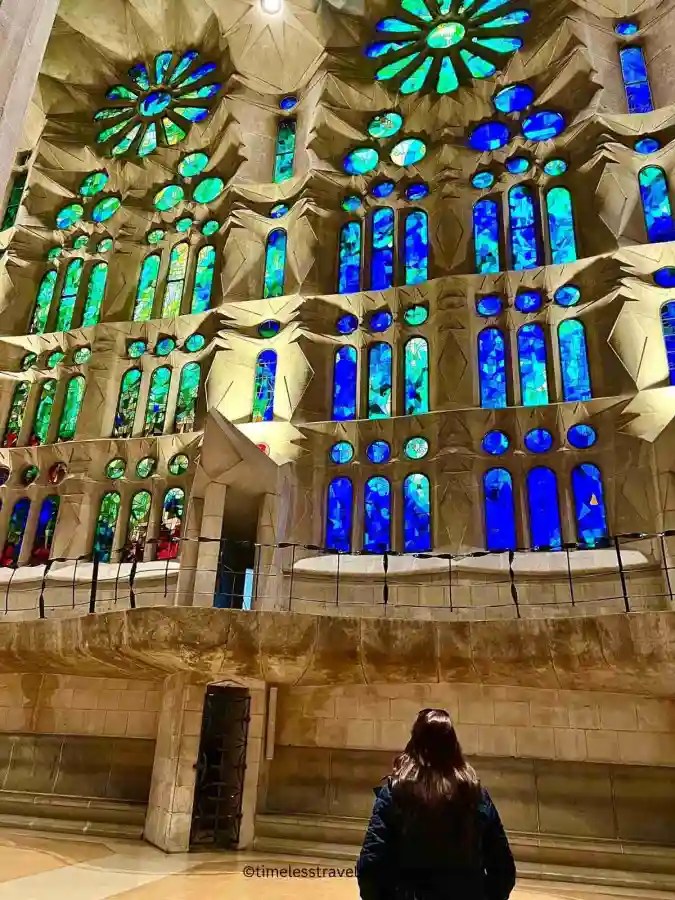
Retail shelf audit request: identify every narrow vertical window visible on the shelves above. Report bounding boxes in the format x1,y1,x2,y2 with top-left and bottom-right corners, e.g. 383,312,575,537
30,270,58,335
2,382,30,447
81,262,108,327
572,463,609,547
518,323,549,406
122,490,152,563
1,498,31,567
113,369,142,438
57,375,85,441
264,229,287,299
133,254,161,322
404,210,429,285
546,187,578,264
527,467,562,550
619,46,654,113
162,242,188,317
638,167,675,243
478,328,507,409
483,468,516,552
274,119,297,183
1,173,27,230
368,342,393,419
191,245,216,313
370,208,395,290
252,349,277,423
338,221,362,293
30,379,57,446
509,184,540,270
403,473,432,552
473,198,501,274
174,362,200,433
332,346,357,421
157,487,185,560
364,476,391,554
93,491,121,563
326,477,353,552
559,320,592,401
660,301,675,385
30,496,60,564
55,259,84,332
143,366,171,436
404,337,429,415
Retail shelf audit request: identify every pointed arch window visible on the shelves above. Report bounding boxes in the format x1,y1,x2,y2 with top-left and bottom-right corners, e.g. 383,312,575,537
30,379,57,445
143,366,171,436
572,463,609,547
638,167,675,243
545,187,577,264
404,337,429,415
326,477,353,553
252,349,277,423
2,173,27,230
332,346,357,421
30,270,57,334
113,369,142,438
274,119,297,183
93,491,121,562
403,473,432,552
559,320,591,401
509,184,540,270
191,245,216,313
371,208,395,291
81,262,108,327
157,487,185,560
368,342,393,419
527,467,562,550
404,210,429,285
133,254,161,321
1,498,30,567
264,229,287,299
30,496,60,564
162,242,188,317
660,301,675,384
122,490,152,563
364,476,391,554
2,382,30,447
518,323,549,406
478,328,507,409
57,375,85,441
619,46,654,113
473,198,501,274
174,362,200,433
55,259,84,332
483,468,516,552
338,221,362,294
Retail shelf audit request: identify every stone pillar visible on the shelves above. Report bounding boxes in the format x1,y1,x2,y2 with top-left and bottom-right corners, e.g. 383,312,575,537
192,482,227,607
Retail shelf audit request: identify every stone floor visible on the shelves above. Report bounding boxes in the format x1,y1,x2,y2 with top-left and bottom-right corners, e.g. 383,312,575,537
0,829,673,899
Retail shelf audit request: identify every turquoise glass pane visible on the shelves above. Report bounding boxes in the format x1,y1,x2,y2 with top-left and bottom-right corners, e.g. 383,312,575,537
338,221,362,293
661,301,675,384
572,464,609,547
113,368,142,438
326,477,353,552
370,208,395,290
1,498,30,566
191,245,216,312
546,187,577,264
274,119,296,183
31,271,57,334
403,473,431,552
404,210,429,285
57,375,85,440
157,488,185,560
559,319,592,401
483,468,516,551
478,328,507,408
81,262,108,327
639,167,675,242
364,476,391,553
518,323,549,406
93,491,121,562
405,337,429,415
333,346,357,421
473,199,501,274
264,229,287,299
162,243,188,316
368,342,392,419
30,379,56,446
2,382,30,447
134,255,160,321
122,491,152,563
252,349,277,423
143,366,171,435
55,259,84,331
527,467,562,550
509,185,540,270
174,362,200,433
30,496,60,564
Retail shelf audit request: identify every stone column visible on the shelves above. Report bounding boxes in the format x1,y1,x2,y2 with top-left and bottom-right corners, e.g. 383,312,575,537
192,482,227,607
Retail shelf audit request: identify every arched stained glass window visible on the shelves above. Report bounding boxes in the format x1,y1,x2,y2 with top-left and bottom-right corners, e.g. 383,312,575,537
2,382,30,447
370,207,395,290
157,487,185,560
264,229,287,299
546,187,577,264
134,254,161,321
473,198,501,274
619,46,654,113
527,467,562,550
81,262,108,327
274,119,297,183
1,498,30,566
174,362,200,433
30,379,57,445
31,270,57,334
252,349,277,423
326,477,353,552
478,328,507,409
364,476,391,553
483,467,516,551
404,210,429,285
57,375,85,441
559,320,592,401
30,495,60,564
338,221,362,294
404,337,429,415
509,184,540,270
660,301,675,384
638,167,675,243
332,346,357,421
162,242,188,317
572,463,609,547
2,173,27,231
191,245,216,313
93,491,121,562
143,366,171,436
55,259,84,332
368,342,393,419
517,323,549,406
113,369,142,438
403,473,431,552
122,490,151,563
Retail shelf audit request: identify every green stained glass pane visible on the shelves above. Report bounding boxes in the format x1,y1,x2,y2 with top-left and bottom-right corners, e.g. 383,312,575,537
112,122,143,156
106,85,137,101
136,456,157,478
73,236,88,250
344,147,379,175
376,52,421,82
147,229,166,245
367,112,403,139
155,337,176,356
81,262,108,327
404,337,430,414
178,152,210,177
128,341,147,359
185,334,205,352
138,123,158,158
400,56,434,94
143,366,171,436
375,17,423,33
97,117,133,144
201,220,219,236
22,465,39,486
176,216,193,232
401,0,433,20
46,351,65,368
192,245,216,313
193,177,225,204
168,453,189,475
263,230,287,299
79,171,109,197
169,50,199,85
472,36,522,53
274,120,297,183
57,375,85,441
123,490,152,562
56,204,84,230
460,48,497,79
73,346,92,364
174,363,200,433
154,184,185,212
95,107,133,121
162,118,187,146
93,491,121,562
21,353,37,371
404,304,429,325
47,248,62,261
31,271,57,334
97,238,114,253
133,254,160,321
55,259,84,332
404,436,429,460
155,52,174,84
2,382,30,447
438,57,459,93
105,458,126,479
92,196,121,223
113,368,142,438
162,242,189,317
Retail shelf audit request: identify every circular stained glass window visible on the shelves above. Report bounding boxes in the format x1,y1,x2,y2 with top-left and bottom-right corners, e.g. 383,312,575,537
201,220,219,236
404,305,428,326
91,196,121,223
79,171,109,197
73,346,92,364
128,340,147,359
543,158,568,176
47,247,63,261
341,195,362,213
568,424,597,449
156,337,176,356
330,441,354,464
168,453,189,476
476,295,503,317
370,310,393,332
471,170,496,189
22,465,39,486
654,267,675,288
48,462,68,485
258,320,281,338
46,351,65,368
193,177,225,204
56,204,84,230
136,456,157,478
270,203,289,219
147,229,166,244
505,156,531,174
106,458,126,479
493,83,535,114
154,184,185,212
554,284,581,307
280,96,298,111
0,467,10,487
635,137,660,155
344,147,379,175
176,216,193,232
482,431,510,456
371,180,396,199
97,238,114,253
390,138,427,167
337,313,359,335
21,353,37,371
522,111,566,142
185,334,206,352
406,182,430,201
73,236,89,250
178,152,209,178
515,291,543,313
367,440,391,464
615,20,639,36
524,428,554,453
367,111,403,139
404,436,429,460
469,122,511,152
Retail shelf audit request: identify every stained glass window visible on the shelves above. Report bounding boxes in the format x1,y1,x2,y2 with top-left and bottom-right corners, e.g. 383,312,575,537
619,46,654,113
252,349,277,423
30,496,60,564
404,210,429,285
572,463,609,547
1,173,27,230
57,375,85,441
403,473,431,552
134,254,161,321
1,498,30,567
661,301,675,384
30,379,57,446
113,369,142,438
93,491,121,562
122,490,152,562
157,487,185,560
517,323,549,406
192,245,216,313
143,366,171,436
404,337,430,415
81,262,108,327
483,468,516,551
546,187,577,264
638,167,675,243
264,229,287,299
559,320,592,401
174,362,200,433
2,382,30,447
364,476,391,553
368,342,393,419
508,184,540,270
55,259,84,332
371,208,395,290
338,222,362,293
162,242,188,317
326,477,353,552
30,271,58,334
332,347,357,421
527,467,562,550
274,119,297,183
478,328,507,409
473,198,501,274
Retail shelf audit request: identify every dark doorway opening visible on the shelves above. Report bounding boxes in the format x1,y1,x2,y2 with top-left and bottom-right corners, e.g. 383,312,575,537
215,487,261,609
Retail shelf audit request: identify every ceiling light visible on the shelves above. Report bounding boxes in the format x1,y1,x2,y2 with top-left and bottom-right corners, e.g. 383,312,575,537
261,0,282,13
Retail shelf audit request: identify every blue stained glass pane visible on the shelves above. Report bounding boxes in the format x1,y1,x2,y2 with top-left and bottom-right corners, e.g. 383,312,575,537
482,430,509,455
274,119,297,183
506,156,531,174
2,498,31,567
521,111,566,142
364,476,391,553
338,221,362,293
655,268,675,288
404,210,429,285
403,473,432,552
31,496,60,563
527,467,562,550
371,181,395,199
476,294,503,317
406,182,430,201
252,349,277,422
546,187,578,264
559,319,592,401
326,477,353,552
572,463,609,547
493,83,535,114
568,424,597,449
370,310,393,332
330,441,354,464
473,199,501,274
543,158,568,176
518,323,549,406
471,171,495,190
478,328,507,408
509,185,541,270
370,208,395,290
368,342,392,419
469,121,511,152
367,441,391,464
405,337,429,415
192,245,216,313
619,45,648,82
639,167,675,242
615,20,639,36
336,314,358,335
515,291,543,313
264,229,287,298
483,468,516,551
636,137,660,154
554,284,581,307
524,428,553,453
333,346,358,420
280,96,298,111
661,302,675,384
625,81,655,114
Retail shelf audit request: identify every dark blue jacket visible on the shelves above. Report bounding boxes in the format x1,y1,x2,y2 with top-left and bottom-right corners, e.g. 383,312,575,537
357,782,516,900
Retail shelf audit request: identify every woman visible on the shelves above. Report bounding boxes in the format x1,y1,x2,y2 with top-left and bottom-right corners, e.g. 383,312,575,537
357,708,516,900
